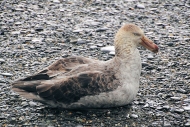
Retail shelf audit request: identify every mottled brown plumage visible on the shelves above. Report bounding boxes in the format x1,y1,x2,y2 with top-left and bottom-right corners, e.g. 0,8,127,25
12,24,158,109
12,56,120,106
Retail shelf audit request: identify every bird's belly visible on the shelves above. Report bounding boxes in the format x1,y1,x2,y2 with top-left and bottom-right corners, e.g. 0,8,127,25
65,85,138,109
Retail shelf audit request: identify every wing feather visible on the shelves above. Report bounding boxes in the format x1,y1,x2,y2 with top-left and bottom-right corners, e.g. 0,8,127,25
12,71,119,105
18,56,95,81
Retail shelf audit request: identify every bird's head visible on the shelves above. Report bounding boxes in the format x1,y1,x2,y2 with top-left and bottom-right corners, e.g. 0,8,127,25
114,24,158,54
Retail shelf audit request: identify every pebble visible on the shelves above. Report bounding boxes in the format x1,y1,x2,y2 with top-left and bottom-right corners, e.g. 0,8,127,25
164,121,171,127
15,22,23,25
170,97,182,101
96,27,108,32
166,42,174,46
96,43,104,47
53,0,60,3
130,114,138,118
32,38,42,43
185,121,190,126
11,31,20,35
109,51,115,56
76,125,83,127
183,105,190,111
101,46,115,53
136,4,145,9
174,108,185,113
35,26,44,32
90,45,97,49
0,79,6,83
147,54,154,60
0,73,13,77
184,99,190,103
77,39,87,44
21,102,28,107
0,58,5,63
0,30,4,35
73,29,83,33
162,105,170,110
28,101,37,107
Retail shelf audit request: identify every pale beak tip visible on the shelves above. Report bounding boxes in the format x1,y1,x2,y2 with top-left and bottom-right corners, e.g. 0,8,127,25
153,45,159,53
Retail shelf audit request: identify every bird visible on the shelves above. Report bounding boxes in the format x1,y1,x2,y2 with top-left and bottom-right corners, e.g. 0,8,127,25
12,24,158,109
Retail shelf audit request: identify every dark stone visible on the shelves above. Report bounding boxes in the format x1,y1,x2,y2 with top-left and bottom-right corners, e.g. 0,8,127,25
96,27,108,32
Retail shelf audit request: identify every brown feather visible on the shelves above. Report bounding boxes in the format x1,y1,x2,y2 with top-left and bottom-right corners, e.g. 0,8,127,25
12,56,119,105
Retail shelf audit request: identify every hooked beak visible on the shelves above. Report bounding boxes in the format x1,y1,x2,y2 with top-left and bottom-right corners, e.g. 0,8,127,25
140,36,159,53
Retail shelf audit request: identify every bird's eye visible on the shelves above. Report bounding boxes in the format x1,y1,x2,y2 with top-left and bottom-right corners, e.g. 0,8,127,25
133,33,141,36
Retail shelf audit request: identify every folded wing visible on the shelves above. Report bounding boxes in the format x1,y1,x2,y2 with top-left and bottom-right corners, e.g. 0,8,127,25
12,70,119,106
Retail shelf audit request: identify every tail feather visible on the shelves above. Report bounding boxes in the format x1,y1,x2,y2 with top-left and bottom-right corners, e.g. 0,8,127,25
12,81,39,92
12,87,41,101
20,73,50,81
12,80,59,107
12,81,41,101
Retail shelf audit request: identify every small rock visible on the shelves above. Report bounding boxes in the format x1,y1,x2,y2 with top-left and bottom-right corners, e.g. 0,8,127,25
60,8,65,12
170,97,182,101
130,114,138,118
29,45,35,49
183,105,190,111
96,43,104,47
90,45,97,49
185,121,190,126
174,108,184,113
23,37,32,41
77,39,87,44
147,54,154,60
156,106,163,110
96,27,108,32
0,30,4,35
15,22,23,25
164,121,171,127
166,42,174,46
73,29,83,33
177,88,186,93
0,73,13,77
76,125,83,127
0,79,6,83
70,36,78,43
32,38,42,43
152,122,159,126
162,105,170,110
15,8,24,11
136,4,145,9
21,102,28,107
26,34,34,37
109,51,115,56
53,0,60,3
101,46,115,53
142,62,149,67
90,21,100,26
184,99,190,102
85,20,100,26
29,101,37,107
11,31,20,35
0,58,5,63
35,26,43,32
145,65,155,70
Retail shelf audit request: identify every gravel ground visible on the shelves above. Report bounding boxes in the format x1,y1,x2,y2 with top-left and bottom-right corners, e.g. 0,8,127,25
0,0,190,126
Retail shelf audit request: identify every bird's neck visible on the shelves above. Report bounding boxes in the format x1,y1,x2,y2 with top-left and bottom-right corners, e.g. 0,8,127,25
114,35,138,59
113,47,140,65
111,48,141,89
114,43,137,59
